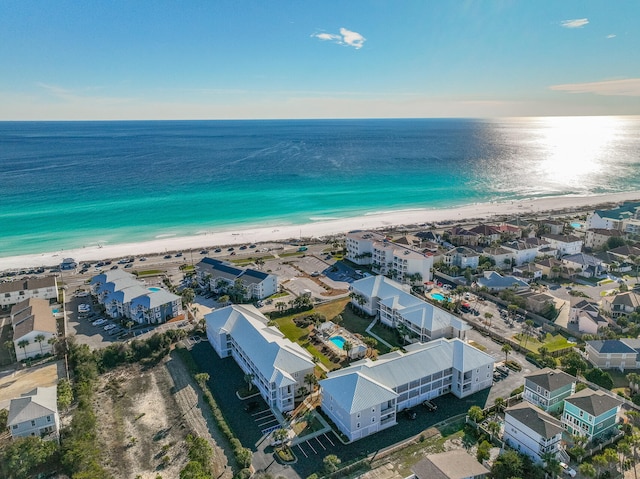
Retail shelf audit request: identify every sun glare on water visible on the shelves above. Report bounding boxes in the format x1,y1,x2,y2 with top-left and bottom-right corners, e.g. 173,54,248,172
534,116,622,189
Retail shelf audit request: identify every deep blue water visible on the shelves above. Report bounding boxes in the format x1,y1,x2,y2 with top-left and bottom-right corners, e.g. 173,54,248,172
1,116,639,257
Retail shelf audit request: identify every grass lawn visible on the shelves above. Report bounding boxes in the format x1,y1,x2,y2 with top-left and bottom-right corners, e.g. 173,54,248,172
514,333,571,353
274,298,395,361
369,323,403,350
607,369,632,389
136,269,165,277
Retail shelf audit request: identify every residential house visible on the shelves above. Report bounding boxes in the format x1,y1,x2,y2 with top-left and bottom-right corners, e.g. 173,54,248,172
541,234,583,258
448,227,480,247
345,231,433,284
349,276,470,342
503,402,564,463
205,304,315,413
0,276,58,308
502,240,540,266
523,368,576,413
468,224,502,246
481,247,514,270
562,388,622,441
585,339,640,371
411,450,490,479
11,298,57,361
539,219,565,235
608,244,640,262
496,223,525,240
535,258,563,279
601,291,640,319
561,253,605,278
568,299,609,335
443,246,480,270
584,228,624,251
320,338,494,441
519,292,557,316
512,263,543,281
7,386,59,441
196,257,278,300
59,257,77,270
476,271,528,292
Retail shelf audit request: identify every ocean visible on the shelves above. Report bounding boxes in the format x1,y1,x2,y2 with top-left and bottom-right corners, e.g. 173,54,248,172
1,116,640,258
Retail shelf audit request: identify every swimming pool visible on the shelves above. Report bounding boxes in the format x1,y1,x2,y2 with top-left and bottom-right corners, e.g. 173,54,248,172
330,336,346,349
148,287,161,292
52,308,59,314
431,293,446,301
571,222,582,229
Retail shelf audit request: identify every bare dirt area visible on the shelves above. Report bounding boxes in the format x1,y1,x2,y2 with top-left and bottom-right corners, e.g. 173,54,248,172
94,352,232,479
0,360,61,410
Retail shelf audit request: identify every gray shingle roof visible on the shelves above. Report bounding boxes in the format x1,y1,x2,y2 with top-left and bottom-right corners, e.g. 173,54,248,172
587,339,636,354
506,402,563,438
412,450,489,479
525,368,576,391
565,388,621,417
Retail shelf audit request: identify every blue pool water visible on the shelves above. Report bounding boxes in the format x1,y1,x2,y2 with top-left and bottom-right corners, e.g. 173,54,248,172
148,287,161,292
52,308,59,313
571,222,582,229
330,336,346,349
431,293,446,301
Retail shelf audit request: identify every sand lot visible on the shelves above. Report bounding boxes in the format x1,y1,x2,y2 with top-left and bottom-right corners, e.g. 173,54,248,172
0,361,61,410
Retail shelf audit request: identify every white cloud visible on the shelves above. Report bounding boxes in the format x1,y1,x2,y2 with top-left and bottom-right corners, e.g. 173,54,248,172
549,78,640,96
606,34,616,39
561,18,589,28
311,28,366,49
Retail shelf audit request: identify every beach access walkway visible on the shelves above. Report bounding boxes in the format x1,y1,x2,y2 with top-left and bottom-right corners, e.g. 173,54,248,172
365,318,394,349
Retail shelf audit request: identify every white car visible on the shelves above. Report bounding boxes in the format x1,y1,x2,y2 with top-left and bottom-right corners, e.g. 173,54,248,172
78,304,90,313
76,291,89,298
92,318,107,326
104,323,117,331
560,463,576,477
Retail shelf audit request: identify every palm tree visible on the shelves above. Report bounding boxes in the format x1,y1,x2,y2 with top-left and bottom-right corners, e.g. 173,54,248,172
244,373,255,391
304,373,317,395
47,337,58,356
578,463,596,478
17,339,29,360
501,343,512,364
275,301,286,313
34,334,46,355
342,341,353,358
4,341,16,362
181,287,195,318
494,397,505,413
484,312,493,328
541,451,562,478
125,321,134,336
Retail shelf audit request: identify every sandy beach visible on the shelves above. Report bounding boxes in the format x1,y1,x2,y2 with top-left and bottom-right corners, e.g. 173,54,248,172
2,191,640,272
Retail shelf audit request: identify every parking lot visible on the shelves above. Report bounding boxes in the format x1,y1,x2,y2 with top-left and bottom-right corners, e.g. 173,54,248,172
294,432,337,458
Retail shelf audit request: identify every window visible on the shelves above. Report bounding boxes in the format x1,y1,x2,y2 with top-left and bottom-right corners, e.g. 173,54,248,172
31,420,35,426
356,422,360,428
372,417,376,423
47,416,51,422
12,425,17,429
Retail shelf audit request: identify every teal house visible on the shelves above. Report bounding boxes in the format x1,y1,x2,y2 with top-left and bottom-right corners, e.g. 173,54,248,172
562,388,621,441
523,368,576,413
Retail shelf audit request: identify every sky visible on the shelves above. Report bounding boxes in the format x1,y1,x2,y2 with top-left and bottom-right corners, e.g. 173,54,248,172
1,0,639,120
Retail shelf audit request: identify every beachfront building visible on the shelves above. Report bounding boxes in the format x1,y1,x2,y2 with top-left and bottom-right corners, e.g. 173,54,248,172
91,270,182,324
195,257,277,300
503,402,564,463
205,304,315,413
601,291,640,319
475,271,528,292
349,275,470,342
11,298,57,361
562,388,622,441
584,339,640,371
586,202,640,233
0,276,58,309
523,368,576,413
481,247,514,270
443,247,480,270
320,338,494,442
7,386,60,441
345,231,433,284
541,234,583,257
411,450,490,479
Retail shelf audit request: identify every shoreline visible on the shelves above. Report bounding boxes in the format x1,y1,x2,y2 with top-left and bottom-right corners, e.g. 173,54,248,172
2,190,639,272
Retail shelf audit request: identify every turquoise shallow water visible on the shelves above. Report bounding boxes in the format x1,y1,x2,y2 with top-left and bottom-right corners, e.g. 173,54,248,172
1,117,640,258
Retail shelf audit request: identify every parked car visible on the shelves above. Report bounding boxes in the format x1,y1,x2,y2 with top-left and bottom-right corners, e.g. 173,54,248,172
104,323,117,331
164,254,172,259
200,250,208,254
404,409,417,420
422,399,437,412
92,319,107,326
214,248,222,253
560,463,577,477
